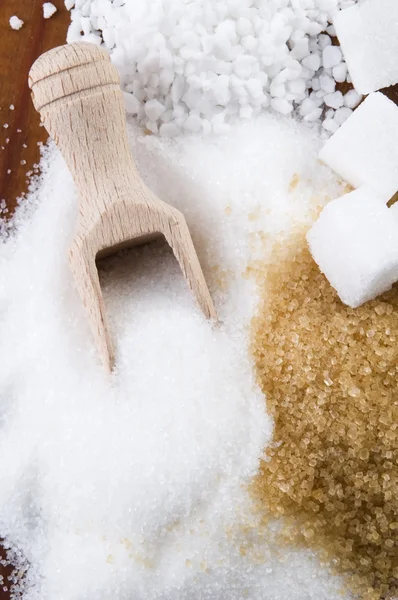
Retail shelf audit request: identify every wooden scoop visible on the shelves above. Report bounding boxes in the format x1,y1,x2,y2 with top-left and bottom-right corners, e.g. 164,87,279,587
29,43,216,371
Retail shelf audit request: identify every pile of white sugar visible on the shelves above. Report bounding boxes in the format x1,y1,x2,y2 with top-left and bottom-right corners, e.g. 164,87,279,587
0,117,348,599
66,0,361,136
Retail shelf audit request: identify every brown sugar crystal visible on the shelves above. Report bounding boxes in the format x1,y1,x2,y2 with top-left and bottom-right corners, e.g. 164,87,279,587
251,235,398,600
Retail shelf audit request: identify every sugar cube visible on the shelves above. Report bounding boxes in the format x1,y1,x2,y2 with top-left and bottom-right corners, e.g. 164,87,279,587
307,187,398,308
319,92,398,200
334,0,398,94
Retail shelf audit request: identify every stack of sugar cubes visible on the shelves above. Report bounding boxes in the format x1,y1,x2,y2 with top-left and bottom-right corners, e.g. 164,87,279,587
307,93,398,307
307,0,398,308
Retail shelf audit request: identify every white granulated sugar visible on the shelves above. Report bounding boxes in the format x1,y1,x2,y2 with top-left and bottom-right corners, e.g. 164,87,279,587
65,0,358,134
0,115,346,599
43,2,57,18
9,15,24,30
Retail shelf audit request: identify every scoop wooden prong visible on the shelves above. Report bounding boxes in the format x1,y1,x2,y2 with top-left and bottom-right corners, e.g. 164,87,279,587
28,42,216,371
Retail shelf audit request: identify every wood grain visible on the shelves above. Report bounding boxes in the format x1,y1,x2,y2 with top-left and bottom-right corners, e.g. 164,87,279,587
29,42,216,370
0,3,69,596
0,0,70,215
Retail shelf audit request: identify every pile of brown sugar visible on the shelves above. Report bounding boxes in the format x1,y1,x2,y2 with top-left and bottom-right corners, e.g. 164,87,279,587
251,236,398,600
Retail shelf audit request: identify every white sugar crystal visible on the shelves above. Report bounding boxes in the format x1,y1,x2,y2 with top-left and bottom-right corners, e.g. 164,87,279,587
43,2,57,18
334,0,398,94
300,97,318,116
320,73,336,93
291,38,310,60
123,92,140,116
304,108,322,122
144,99,166,121
159,122,180,136
320,92,398,199
287,78,306,96
183,114,203,132
326,24,336,36
270,80,286,98
343,88,362,109
322,118,339,133
64,0,75,8
311,77,321,91
302,53,321,71
236,17,253,37
271,97,293,114
322,45,342,68
333,106,352,125
332,62,347,83
318,34,332,50
307,186,398,307
9,15,24,30
324,91,344,108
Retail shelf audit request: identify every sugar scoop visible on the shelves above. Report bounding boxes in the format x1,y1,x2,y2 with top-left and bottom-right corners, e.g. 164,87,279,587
29,42,216,371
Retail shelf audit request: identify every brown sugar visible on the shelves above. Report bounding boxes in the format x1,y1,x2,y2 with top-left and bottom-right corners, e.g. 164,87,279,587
251,235,398,600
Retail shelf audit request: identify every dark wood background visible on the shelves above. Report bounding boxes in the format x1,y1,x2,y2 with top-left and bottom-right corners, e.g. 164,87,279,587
0,0,69,214
0,2,69,596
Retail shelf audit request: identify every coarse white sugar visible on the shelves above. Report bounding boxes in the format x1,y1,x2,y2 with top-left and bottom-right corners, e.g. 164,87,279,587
43,2,57,18
9,15,24,30
332,62,347,83
271,97,293,115
334,0,398,94
319,92,398,199
307,186,398,307
318,34,333,50
65,0,359,134
144,99,165,122
0,115,346,600
320,73,336,94
343,89,362,109
65,0,75,8
323,91,344,109
300,98,318,117
322,118,339,134
304,108,323,122
322,45,342,69
9,105,14,111
333,106,352,125
302,53,321,72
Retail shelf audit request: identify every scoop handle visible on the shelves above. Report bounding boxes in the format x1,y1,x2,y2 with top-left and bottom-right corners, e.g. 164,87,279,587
29,43,143,220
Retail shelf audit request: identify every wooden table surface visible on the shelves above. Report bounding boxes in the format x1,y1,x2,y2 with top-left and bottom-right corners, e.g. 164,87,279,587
0,3,69,595
0,0,69,215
